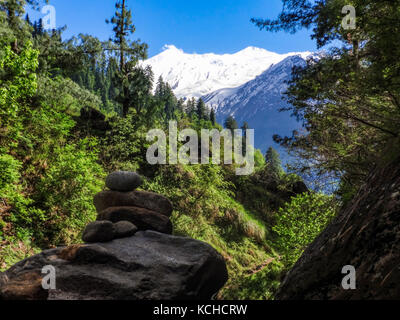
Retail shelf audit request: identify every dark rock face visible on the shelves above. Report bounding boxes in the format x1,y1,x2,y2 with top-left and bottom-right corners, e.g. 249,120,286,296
82,221,115,243
0,272,48,300
113,221,138,239
0,231,228,300
94,190,173,217
105,171,143,192
98,206,173,235
276,159,400,300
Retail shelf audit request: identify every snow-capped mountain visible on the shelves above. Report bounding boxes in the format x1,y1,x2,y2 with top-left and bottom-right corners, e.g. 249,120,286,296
143,45,313,158
142,45,311,98
204,55,308,158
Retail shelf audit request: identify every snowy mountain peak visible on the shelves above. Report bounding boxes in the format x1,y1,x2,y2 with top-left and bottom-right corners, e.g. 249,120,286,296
142,45,312,99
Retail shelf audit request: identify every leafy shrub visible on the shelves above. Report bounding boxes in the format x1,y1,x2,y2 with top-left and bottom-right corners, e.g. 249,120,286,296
0,152,22,200
35,138,105,245
273,192,337,267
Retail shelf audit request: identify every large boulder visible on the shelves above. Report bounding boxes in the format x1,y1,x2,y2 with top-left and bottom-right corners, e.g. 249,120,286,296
0,231,228,300
275,158,400,300
97,206,173,234
105,171,142,192
94,190,173,217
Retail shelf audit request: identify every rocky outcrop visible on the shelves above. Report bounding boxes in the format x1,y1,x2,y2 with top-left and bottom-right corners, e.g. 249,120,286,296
276,159,400,300
0,231,228,300
0,171,228,300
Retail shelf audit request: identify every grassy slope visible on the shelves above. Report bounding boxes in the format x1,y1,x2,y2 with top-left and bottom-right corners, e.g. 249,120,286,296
143,164,284,299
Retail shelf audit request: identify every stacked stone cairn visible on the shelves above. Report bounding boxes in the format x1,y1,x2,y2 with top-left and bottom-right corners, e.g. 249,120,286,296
82,171,173,243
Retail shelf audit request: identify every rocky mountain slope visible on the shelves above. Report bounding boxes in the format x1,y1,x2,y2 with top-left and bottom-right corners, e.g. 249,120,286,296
204,55,307,155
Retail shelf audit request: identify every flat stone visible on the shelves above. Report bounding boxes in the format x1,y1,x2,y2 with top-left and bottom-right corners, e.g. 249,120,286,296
105,171,142,192
113,221,138,239
94,190,173,217
97,206,172,234
82,221,115,243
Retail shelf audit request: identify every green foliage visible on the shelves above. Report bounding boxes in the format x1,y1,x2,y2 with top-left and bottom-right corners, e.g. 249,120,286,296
0,0,346,302
143,163,279,299
210,108,216,125
0,42,38,143
106,0,148,117
265,147,283,178
35,139,105,244
259,0,400,197
0,35,105,248
37,76,102,116
273,192,337,267
102,113,155,172
222,260,283,300
0,240,40,272
253,149,265,170
0,152,22,200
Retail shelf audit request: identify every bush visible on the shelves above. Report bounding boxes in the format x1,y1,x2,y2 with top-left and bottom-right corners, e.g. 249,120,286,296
35,138,105,245
273,192,337,267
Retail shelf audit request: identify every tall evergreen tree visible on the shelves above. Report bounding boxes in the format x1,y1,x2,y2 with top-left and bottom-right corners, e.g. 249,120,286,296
186,97,197,118
241,121,250,154
224,115,238,132
106,0,148,117
265,147,282,177
196,98,207,121
0,0,42,49
210,108,216,125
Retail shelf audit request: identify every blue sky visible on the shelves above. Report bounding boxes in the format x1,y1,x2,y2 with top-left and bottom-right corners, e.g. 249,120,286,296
27,0,317,57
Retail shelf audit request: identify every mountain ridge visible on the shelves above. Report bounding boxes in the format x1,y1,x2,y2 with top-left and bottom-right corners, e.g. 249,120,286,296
142,45,311,99
205,55,308,156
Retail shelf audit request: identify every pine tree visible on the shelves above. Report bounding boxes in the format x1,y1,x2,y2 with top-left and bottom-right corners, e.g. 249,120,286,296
224,115,238,132
155,76,165,98
241,121,250,154
241,121,249,132
265,147,282,177
186,97,196,118
210,108,216,125
196,98,207,120
106,0,148,117
0,0,39,49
